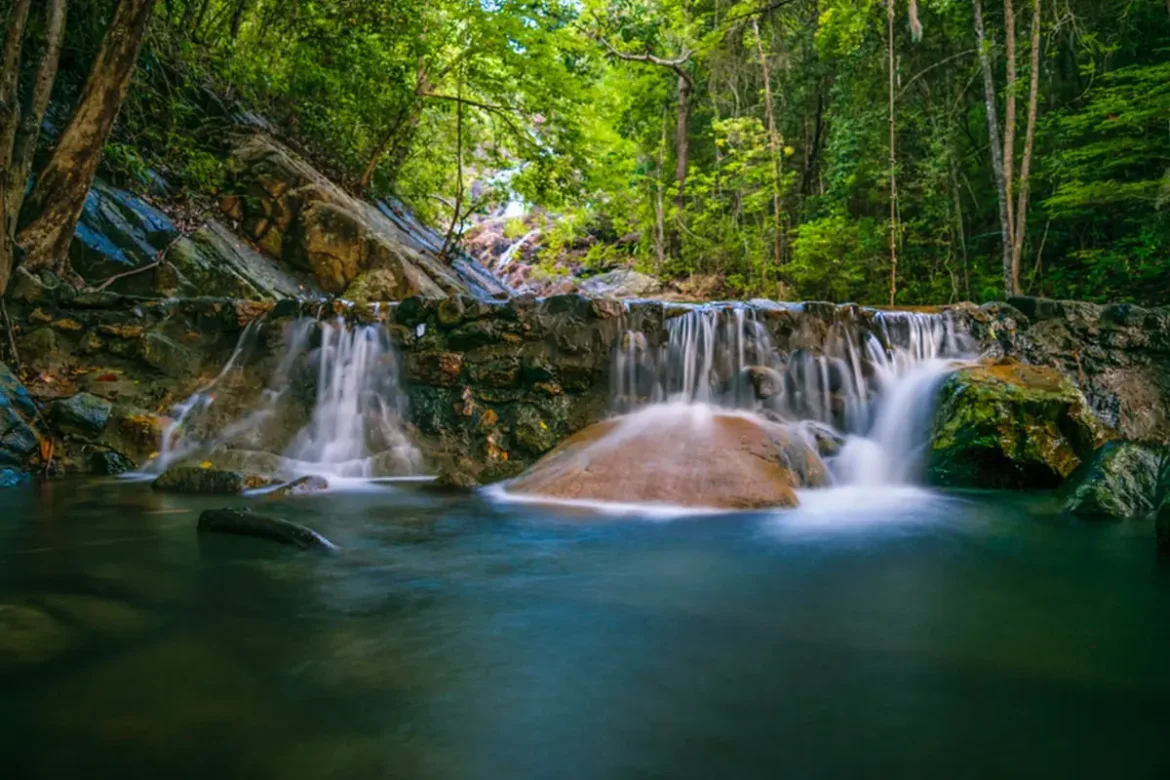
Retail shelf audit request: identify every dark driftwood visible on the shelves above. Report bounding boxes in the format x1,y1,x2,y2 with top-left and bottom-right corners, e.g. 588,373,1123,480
197,508,338,552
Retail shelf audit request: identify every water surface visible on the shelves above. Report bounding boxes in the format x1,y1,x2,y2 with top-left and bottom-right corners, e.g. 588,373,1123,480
1,480,1167,778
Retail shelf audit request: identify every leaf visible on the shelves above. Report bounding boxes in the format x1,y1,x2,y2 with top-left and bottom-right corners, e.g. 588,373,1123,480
199,461,213,469
95,373,119,382
40,438,54,462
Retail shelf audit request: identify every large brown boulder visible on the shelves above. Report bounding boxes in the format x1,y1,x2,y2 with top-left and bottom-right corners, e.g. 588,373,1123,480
505,405,829,510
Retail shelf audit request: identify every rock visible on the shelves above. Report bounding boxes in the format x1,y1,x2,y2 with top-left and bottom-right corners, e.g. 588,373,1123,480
578,269,663,298
197,508,338,551
228,133,509,300
140,332,201,378
0,363,38,469
161,219,320,301
70,179,178,293
49,392,112,438
506,405,828,510
1062,440,1167,518
90,450,136,476
991,297,1170,442
153,466,277,494
1157,504,1170,559
267,475,329,497
0,602,72,665
0,468,30,487
929,360,1109,489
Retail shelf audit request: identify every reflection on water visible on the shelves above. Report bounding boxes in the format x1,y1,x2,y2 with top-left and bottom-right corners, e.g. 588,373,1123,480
1,479,1168,779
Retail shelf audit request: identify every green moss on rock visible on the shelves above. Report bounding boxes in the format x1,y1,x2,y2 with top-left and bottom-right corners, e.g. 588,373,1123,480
928,360,1109,489
1062,440,1167,518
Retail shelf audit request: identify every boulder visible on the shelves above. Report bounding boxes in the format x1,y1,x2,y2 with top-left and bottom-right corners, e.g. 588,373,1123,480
506,405,828,510
0,363,38,469
197,508,337,551
226,133,510,300
578,269,663,298
153,466,277,494
161,219,320,301
0,468,30,487
70,179,178,293
266,475,330,498
929,360,1109,489
1062,441,1167,519
90,450,136,476
49,392,113,438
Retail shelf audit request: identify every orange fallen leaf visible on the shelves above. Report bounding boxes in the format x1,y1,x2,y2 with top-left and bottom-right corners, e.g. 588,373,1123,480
95,373,118,382
40,438,54,462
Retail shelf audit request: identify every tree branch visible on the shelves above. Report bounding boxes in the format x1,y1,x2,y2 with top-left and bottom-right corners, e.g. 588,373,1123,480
598,38,693,83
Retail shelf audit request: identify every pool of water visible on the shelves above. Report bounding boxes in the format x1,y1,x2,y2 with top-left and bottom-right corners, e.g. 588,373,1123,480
1,479,1168,779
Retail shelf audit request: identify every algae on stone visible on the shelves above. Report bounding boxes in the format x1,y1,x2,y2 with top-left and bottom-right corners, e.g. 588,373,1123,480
929,360,1108,489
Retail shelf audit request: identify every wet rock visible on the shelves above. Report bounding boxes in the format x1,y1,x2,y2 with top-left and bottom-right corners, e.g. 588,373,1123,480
161,219,319,301
90,450,136,476
140,332,201,378
0,468,30,487
153,466,278,494
929,360,1109,489
1062,441,1168,518
0,602,72,665
0,363,38,469
429,466,479,493
70,179,178,293
267,475,330,497
49,392,113,438
578,269,662,298
507,406,827,510
198,508,338,551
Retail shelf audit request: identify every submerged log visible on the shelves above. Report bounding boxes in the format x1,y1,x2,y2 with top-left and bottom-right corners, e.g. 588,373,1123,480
197,508,338,552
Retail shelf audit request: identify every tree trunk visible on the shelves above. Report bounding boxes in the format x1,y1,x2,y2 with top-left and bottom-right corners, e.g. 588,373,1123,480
1011,0,1041,285
752,17,783,278
974,0,1014,298
8,0,68,236
1003,0,1017,264
654,106,668,271
0,0,33,297
16,0,156,279
887,0,898,306
229,0,249,41
667,72,691,259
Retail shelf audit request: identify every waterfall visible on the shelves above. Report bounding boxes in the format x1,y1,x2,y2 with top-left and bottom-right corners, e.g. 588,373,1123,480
146,317,420,480
610,304,972,485
495,228,540,272
282,319,420,478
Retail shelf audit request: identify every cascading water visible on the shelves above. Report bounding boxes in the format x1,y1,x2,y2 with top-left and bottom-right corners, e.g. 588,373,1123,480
282,319,420,478
146,316,420,481
611,304,972,486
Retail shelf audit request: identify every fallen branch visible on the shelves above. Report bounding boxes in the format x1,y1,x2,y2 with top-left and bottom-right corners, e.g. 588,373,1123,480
85,228,188,293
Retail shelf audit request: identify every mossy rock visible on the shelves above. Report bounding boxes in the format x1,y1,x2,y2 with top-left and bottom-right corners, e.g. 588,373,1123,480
153,466,277,494
49,392,113,438
928,360,1109,490
1062,440,1167,519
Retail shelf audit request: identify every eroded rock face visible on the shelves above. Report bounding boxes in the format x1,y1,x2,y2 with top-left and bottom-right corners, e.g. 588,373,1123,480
223,134,510,300
929,359,1109,489
1062,440,1167,519
49,392,112,438
981,297,1170,443
506,405,827,509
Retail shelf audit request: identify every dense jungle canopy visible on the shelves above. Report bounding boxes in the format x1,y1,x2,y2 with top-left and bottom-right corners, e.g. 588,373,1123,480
2,0,1169,305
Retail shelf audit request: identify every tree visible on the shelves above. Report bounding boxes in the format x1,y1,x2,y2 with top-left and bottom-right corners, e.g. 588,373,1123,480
973,0,1014,296
16,0,157,281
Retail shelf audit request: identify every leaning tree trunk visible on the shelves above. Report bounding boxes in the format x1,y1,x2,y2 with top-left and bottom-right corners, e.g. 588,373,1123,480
1011,0,1042,291
973,0,1014,298
7,0,68,239
0,0,34,297
16,0,155,281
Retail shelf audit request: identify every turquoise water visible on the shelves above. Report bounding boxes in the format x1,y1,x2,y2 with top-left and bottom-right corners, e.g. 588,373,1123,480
1,479,1168,778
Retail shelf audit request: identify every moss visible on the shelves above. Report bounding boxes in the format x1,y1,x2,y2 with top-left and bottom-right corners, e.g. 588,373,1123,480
929,361,1108,489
